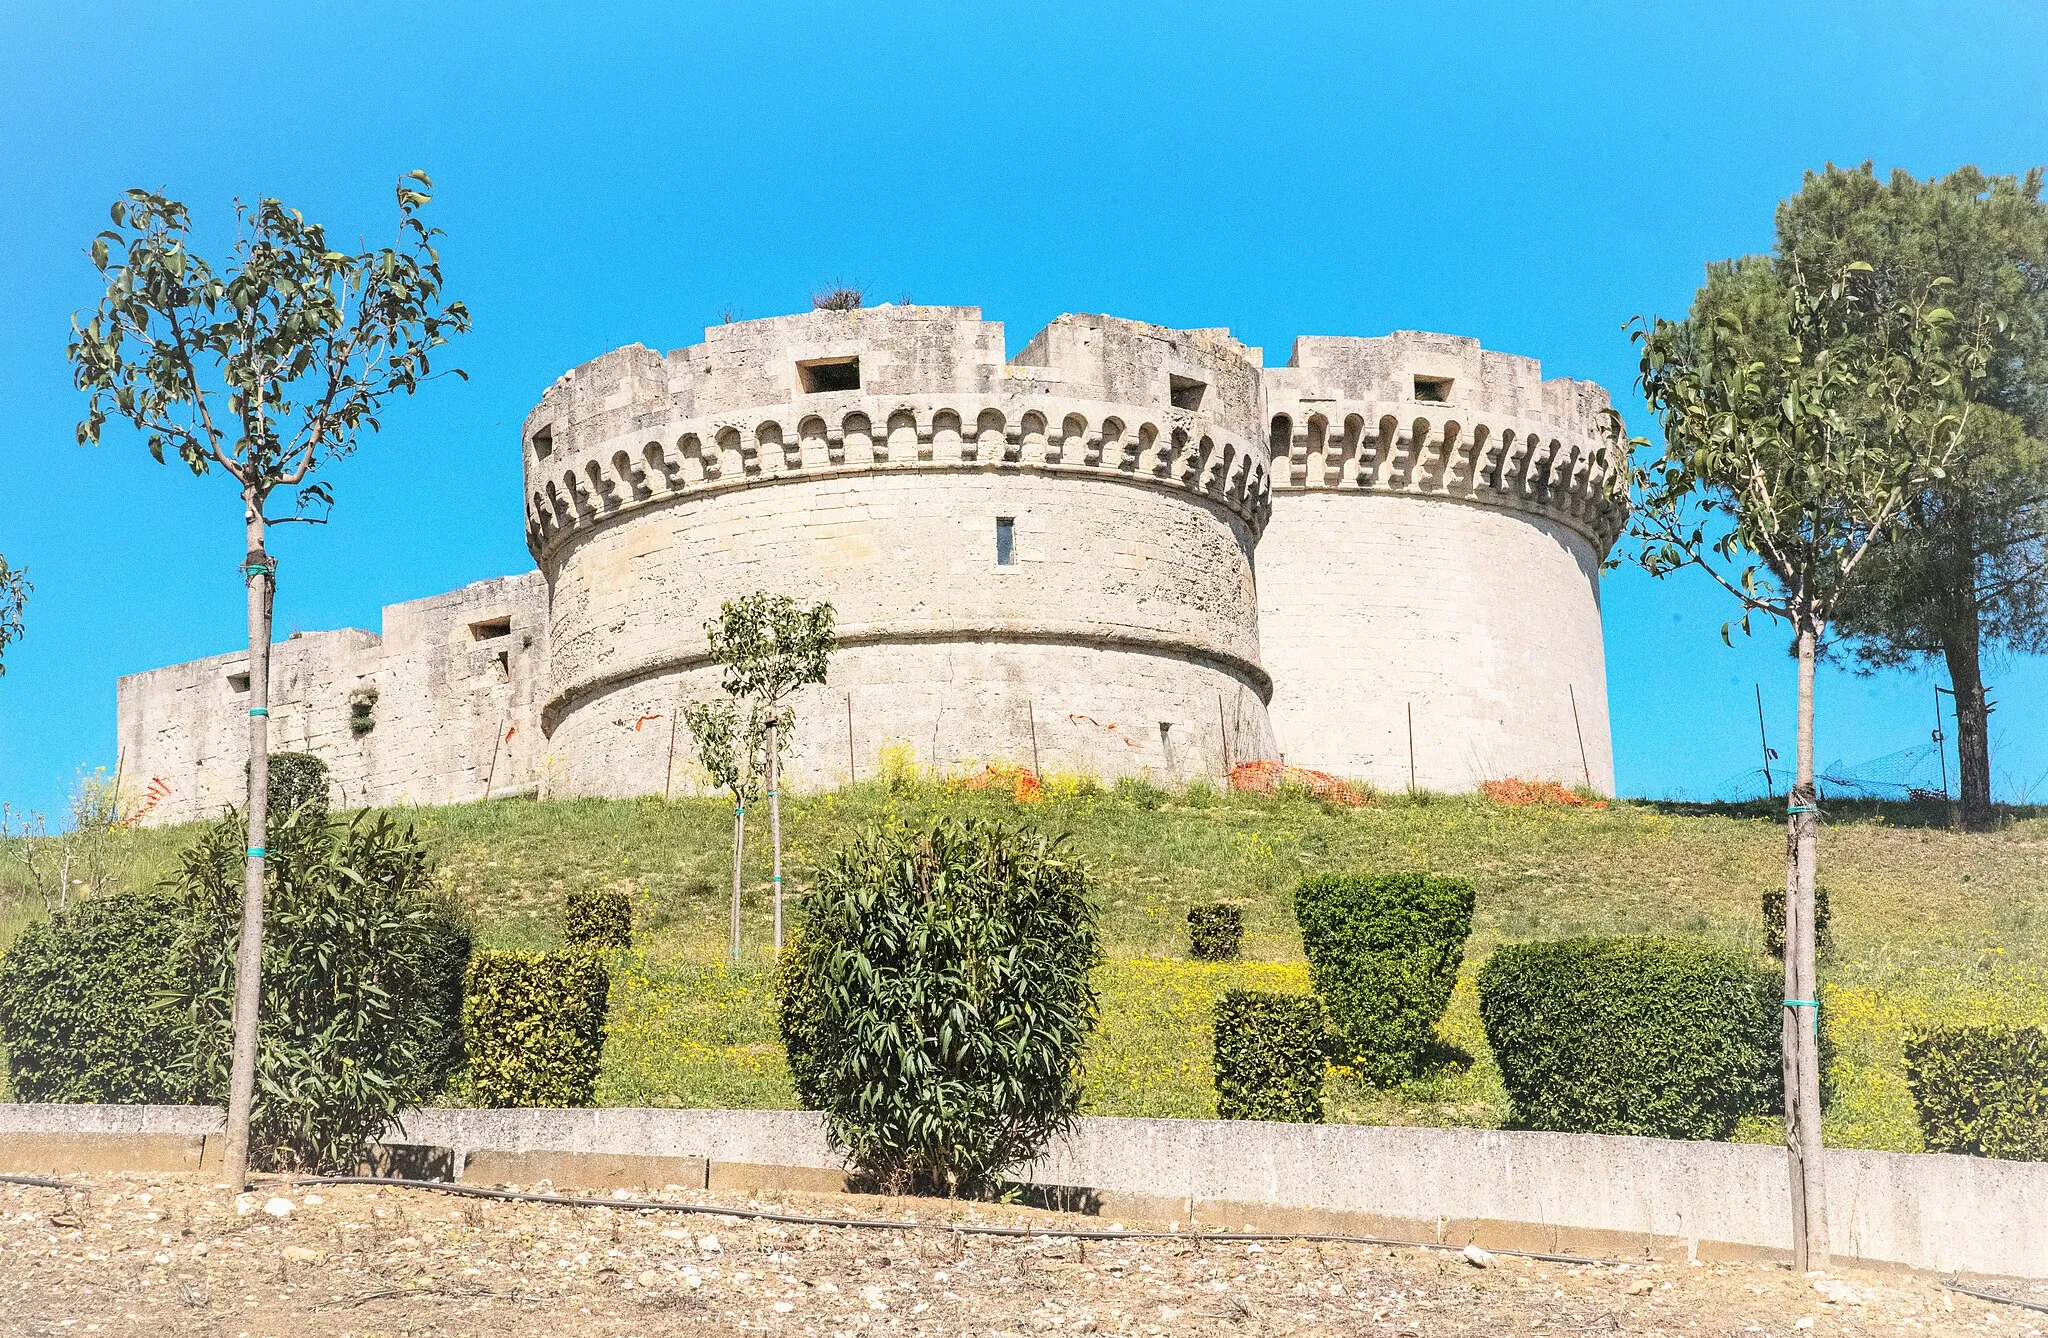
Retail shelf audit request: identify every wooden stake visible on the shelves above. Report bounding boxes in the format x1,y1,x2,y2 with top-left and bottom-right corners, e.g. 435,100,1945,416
1028,700,1041,777
1569,684,1592,790
1216,692,1231,773
768,718,783,953
846,693,856,784
663,702,680,803
1406,702,1417,792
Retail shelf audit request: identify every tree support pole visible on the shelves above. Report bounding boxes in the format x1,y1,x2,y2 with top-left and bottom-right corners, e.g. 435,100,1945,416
223,516,275,1195
768,718,783,954
1784,618,1830,1270
729,802,746,966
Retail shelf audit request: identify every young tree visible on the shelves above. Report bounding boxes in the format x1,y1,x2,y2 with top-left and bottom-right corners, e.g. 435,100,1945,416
1776,165,2048,829
682,698,767,965
67,176,468,1192
697,593,837,952
1627,256,1984,1269
0,555,26,675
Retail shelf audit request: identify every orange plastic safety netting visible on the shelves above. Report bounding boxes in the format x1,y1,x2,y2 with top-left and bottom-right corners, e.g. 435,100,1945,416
1481,778,1607,809
949,765,1044,804
1227,760,1372,808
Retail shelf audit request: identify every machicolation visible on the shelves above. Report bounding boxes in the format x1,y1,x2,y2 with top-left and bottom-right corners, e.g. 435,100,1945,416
117,304,1624,822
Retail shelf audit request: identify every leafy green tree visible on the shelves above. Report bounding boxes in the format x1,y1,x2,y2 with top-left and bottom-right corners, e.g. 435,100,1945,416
1775,164,2048,829
0,555,26,675
689,593,838,957
1626,255,1985,1269
67,177,467,1190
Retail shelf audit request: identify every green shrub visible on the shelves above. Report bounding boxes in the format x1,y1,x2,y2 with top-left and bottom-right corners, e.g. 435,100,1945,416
1476,936,1778,1140
464,950,611,1107
264,751,330,820
1762,884,1832,960
1213,990,1325,1122
1112,776,1167,810
176,805,471,1171
564,889,632,951
1905,1024,2048,1160
1187,903,1244,962
0,890,192,1103
1294,872,1474,1082
777,817,1101,1196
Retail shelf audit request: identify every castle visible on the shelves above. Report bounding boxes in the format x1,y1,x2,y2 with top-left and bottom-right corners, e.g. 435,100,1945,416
117,305,1625,824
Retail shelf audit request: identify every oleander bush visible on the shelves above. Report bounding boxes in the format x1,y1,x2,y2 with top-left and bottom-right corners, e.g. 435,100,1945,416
1476,935,1779,1140
0,889,192,1103
1763,884,1833,960
464,950,612,1107
777,817,1101,1196
564,889,633,951
176,804,472,1170
1187,903,1244,962
1905,1024,2048,1160
1212,989,1325,1122
1294,872,1474,1083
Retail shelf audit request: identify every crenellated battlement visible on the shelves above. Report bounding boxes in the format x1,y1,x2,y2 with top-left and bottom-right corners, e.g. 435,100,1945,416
1263,332,1625,556
519,307,1277,561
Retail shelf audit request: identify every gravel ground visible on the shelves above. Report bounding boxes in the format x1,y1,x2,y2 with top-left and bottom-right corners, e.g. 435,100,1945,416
0,1173,2039,1337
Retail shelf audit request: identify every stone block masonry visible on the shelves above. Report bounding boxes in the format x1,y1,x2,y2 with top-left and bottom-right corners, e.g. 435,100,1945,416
117,304,1624,817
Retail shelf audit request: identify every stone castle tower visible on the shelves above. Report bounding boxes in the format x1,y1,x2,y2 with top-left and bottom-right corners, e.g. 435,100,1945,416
116,305,1623,823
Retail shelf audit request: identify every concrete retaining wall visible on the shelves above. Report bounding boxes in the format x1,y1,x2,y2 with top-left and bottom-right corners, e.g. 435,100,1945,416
5,1105,2040,1279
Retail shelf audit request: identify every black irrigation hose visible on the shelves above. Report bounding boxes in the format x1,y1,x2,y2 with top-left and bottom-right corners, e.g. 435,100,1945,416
0,1173,76,1190
282,1174,1610,1266
1945,1278,2048,1316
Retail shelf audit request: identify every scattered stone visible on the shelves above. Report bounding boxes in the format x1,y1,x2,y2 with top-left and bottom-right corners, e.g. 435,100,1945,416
1462,1244,1495,1268
262,1197,295,1218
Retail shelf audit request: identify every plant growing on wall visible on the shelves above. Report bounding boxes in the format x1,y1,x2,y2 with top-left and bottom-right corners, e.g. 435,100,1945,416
67,176,468,1192
1624,254,1987,1269
691,593,837,956
0,554,26,676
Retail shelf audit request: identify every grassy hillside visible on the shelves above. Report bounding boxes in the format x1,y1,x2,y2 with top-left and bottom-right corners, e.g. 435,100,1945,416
5,780,2045,1150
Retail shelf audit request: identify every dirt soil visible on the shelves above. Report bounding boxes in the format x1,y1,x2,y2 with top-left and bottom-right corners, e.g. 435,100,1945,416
0,1173,2038,1337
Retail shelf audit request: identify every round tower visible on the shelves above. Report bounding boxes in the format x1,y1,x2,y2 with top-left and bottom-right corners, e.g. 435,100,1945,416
521,306,1279,796
1256,332,1625,794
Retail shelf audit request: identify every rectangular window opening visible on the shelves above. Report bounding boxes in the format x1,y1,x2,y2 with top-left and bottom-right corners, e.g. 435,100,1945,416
531,425,554,459
227,671,251,694
1169,374,1207,411
470,616,513,642
799,357,861,393
493,649,511,682
1414,376,1453,403
995,516,1015,567
1159,721,1176,770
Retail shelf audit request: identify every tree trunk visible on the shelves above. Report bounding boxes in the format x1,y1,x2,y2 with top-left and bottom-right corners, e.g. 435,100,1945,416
1943,613,1994,832
729,801,746,966
222,510,274,1194
768,718,783,954
1784,617,1830,1270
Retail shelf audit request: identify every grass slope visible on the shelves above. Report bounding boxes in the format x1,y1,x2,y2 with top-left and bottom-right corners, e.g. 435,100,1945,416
5,782,2044,1150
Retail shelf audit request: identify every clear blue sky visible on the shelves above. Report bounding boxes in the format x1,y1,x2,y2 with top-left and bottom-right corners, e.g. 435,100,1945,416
4,1,2046,817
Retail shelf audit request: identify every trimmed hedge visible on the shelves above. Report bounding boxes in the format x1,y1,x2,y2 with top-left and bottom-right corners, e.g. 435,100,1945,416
270,751,330,819
1762,885,1832,961
1187,903,1244,962
1476,936,1779,1140
777,818,1101,1197
463,951,611,1107
564,889,632,951
1213,990,1325,1122
0,890,192,1103
1294,872,1474,1082
1905,1024,2048,1160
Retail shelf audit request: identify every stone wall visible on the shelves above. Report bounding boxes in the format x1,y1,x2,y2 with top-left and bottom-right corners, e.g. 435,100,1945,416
115,308,1623,818
1257,331,1621,792
117,573,548,826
